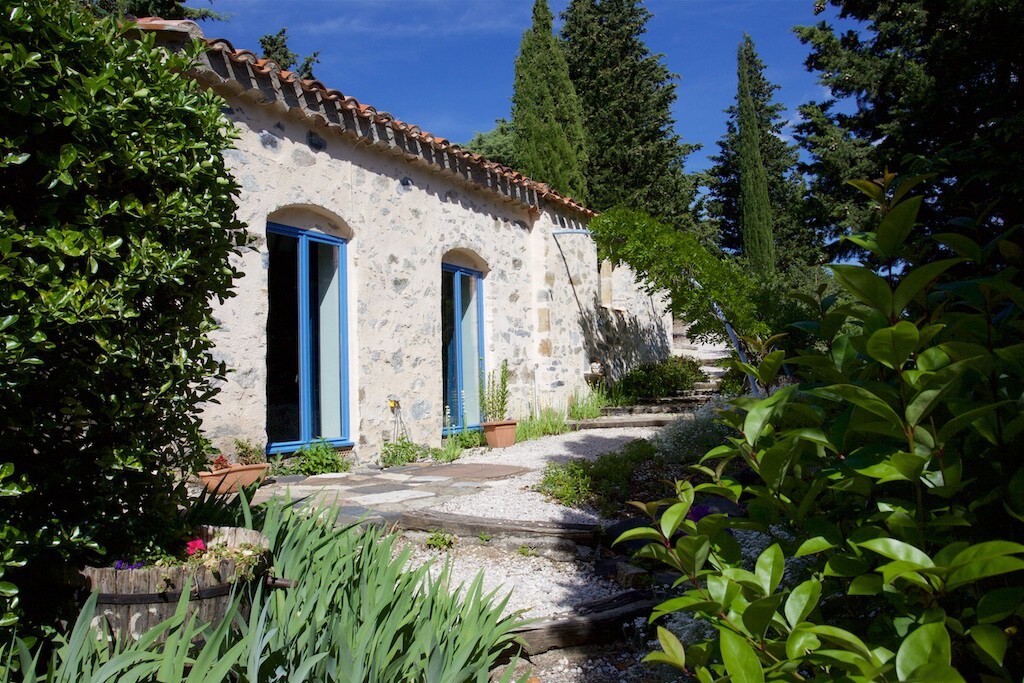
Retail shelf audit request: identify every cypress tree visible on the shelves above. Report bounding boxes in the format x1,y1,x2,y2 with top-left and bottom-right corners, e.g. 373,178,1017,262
736,38,775,276
510,0,588,202
704,36,812,272
560,0,698,231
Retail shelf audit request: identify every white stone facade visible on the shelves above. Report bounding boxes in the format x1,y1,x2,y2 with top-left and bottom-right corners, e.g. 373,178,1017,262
145,21,673,462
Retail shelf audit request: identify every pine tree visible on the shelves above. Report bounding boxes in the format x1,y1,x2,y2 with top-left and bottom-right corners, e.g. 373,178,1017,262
704,36,812,272
560,0,698,231
736,39,775,276
795,0,1024,260
259,28,320,80
510,0,589,202
464,119,518,170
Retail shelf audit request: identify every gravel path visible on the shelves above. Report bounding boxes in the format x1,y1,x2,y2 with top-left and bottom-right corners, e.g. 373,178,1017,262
429,427,660,524
409,427,681,682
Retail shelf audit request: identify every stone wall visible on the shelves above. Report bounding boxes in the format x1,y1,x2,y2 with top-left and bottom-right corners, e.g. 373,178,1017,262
201,97,673,462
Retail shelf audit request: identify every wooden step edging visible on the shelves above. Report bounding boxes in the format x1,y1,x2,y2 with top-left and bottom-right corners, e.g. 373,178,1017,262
510,590,660,655
396,509,601,547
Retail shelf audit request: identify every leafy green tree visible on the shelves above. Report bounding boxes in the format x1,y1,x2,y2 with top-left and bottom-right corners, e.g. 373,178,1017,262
795,0,1024,260
86,0,222,21
259,27,320,80
464,118,518,170
510,0,589,202
590,208,765,345
0,0,247,630
735,38,776,276
560,0,698,231
704,35,812,273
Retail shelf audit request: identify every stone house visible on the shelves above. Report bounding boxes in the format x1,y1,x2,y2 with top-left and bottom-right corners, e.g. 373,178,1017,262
139,19,673,462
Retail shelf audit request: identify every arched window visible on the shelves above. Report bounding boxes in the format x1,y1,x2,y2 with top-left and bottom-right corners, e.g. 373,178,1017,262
265,222,350,452
441,262,484,434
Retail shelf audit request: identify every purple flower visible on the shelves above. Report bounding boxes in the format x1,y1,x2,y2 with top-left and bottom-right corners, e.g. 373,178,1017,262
113,560,144,570
687,504,714,522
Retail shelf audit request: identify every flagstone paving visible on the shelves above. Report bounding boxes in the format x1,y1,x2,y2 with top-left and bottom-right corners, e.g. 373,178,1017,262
252,460,534,527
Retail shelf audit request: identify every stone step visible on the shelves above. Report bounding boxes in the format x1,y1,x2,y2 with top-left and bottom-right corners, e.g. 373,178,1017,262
396,509,601,559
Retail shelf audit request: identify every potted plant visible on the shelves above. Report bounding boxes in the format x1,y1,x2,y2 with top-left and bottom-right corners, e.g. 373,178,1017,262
480,360,517,448
197,439,270,494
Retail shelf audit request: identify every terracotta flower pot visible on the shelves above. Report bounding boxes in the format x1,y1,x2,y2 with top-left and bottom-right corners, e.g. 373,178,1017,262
197,463,270,494
481,420,517,448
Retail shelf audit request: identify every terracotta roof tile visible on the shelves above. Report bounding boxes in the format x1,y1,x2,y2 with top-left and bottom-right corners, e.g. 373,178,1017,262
134,17,594,218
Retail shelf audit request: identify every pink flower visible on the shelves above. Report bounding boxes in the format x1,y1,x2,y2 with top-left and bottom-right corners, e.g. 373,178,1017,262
185,538,206,556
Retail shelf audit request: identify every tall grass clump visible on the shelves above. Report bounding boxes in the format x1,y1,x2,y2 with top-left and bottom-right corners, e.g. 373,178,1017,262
0,497,530,682
515,406,569,442
567,386,610,420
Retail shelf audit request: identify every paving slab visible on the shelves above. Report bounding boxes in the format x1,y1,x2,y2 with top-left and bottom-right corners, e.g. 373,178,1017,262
407,475,453,483
349,490,435,506
343,482,410,494
411,463,530,481
376,473,413,481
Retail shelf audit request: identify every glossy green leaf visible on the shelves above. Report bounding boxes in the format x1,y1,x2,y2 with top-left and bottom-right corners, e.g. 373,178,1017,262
896,622,951,680
969,624,1007,666
643,626,687,672
755,544,784,596
876,195,922,257
660,501,690,540
742,593,784,641
859,538,933,567
892,258,964,313
613,526,665,546
977,587,1024,623
816,384,903,429
866,321,919,369
719,628,765,683
946,556,1024,591
784,579,821,629
795,536,835,557
828,264,893,315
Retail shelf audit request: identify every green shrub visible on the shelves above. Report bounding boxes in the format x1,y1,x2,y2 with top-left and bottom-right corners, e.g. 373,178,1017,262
380,435,431,468
275,439,350,476
614,356,705,400
620,175,1024,680
515,406,569,441
0,0,248,632
537,439,659,517
537,460,592,508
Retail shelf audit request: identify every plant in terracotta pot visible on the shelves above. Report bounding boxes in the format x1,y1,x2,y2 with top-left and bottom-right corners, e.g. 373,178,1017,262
197,439,270,494
480,360,517,448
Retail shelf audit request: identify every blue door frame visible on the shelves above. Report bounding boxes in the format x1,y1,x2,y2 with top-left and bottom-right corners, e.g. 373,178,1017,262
442,264,485,436
267,222,351,454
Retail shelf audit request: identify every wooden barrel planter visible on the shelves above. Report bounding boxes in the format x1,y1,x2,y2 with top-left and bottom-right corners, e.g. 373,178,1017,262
79,525,270,641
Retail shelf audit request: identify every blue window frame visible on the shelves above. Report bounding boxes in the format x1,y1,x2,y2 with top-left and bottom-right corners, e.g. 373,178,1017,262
441,264,485,435
265,222,350,454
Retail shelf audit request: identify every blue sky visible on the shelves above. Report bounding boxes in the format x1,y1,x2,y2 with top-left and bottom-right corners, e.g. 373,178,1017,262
183,0,838,172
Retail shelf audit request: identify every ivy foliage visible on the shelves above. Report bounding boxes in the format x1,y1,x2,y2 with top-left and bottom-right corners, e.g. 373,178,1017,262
589,207,765,344
621,174,1024,680
0,0,247,629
